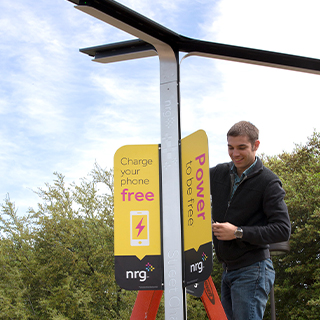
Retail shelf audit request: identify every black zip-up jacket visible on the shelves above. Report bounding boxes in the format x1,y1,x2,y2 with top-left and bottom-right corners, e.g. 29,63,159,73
210,157,291,270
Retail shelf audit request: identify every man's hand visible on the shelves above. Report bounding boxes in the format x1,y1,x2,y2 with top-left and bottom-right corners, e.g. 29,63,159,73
212,222,238,241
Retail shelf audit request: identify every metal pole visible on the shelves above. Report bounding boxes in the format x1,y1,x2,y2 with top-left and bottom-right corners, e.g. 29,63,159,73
159,49,186,320
269,241,290,320
270,285,276,320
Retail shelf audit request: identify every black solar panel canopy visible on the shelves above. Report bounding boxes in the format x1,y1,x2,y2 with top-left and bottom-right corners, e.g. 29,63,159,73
68,0,320,74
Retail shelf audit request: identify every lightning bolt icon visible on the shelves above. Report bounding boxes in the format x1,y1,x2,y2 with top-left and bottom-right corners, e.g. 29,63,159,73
136,217,145,237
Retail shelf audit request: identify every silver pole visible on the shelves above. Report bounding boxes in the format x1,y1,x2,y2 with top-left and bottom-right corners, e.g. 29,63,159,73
159,51,186,319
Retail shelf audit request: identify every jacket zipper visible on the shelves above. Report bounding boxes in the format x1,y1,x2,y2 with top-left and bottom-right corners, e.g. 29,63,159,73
227,173,235,209
227,175,248,209
219,175,248,266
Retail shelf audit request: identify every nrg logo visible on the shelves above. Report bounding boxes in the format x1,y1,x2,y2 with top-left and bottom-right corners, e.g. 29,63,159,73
190,252,207,274
126,262,155,282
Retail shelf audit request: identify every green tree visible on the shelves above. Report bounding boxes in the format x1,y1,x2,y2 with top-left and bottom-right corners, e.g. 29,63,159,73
0,198,34,319
263,132,320,320
0,164,137,319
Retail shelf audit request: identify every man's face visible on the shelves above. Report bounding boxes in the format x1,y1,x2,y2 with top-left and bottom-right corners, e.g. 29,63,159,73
227,135,260,176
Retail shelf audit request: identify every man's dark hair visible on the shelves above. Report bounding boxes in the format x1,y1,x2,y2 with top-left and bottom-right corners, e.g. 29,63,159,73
227,121,259,146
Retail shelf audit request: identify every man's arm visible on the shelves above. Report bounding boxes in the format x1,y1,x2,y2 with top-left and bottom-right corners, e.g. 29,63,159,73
212,180,291,244
241,179,291,245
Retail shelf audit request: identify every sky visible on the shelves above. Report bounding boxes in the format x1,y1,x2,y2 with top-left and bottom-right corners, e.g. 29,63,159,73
1,0,320,215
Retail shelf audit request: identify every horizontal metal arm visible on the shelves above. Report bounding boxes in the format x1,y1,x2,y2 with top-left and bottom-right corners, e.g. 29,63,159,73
68,0,182,49
81,37,320,75
71,0,320,74
178,37,320,75
80,39,157,63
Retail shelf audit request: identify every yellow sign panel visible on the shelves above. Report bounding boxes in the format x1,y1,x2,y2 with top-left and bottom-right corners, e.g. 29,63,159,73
114,145,161,260
181,130,212,252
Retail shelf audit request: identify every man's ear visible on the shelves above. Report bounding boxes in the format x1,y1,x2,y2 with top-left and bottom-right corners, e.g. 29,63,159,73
253,140,260,151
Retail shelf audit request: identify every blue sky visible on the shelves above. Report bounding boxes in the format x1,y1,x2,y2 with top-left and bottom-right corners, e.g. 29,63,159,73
2,0,320,214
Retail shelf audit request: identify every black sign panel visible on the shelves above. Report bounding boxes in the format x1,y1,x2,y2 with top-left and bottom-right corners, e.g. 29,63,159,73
115,255,163,290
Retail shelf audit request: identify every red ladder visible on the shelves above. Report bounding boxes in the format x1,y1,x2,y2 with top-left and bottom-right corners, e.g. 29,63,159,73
130,276,227,319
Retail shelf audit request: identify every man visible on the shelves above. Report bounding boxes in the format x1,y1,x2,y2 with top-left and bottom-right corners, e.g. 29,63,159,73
210,121,291,320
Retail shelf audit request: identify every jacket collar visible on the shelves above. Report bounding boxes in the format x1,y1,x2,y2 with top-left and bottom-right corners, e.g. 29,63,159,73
228,156,263,178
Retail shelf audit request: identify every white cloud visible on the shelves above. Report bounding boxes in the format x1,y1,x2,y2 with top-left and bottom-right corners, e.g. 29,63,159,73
208,0,320,57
